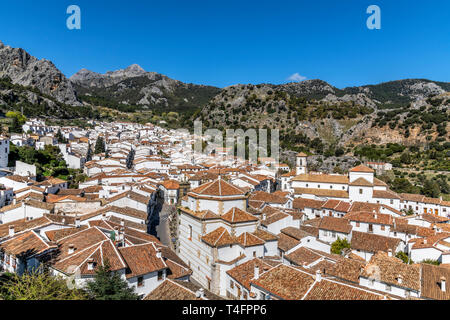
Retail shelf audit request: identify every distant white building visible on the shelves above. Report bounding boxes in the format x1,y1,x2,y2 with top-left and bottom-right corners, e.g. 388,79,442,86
14,161,36,178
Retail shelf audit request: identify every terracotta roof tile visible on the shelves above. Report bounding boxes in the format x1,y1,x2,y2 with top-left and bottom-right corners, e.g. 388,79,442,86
351,231,400,254
0,230,56,256
277,232,300,252
221,207,258,224
293,198,325,210
294,188,349,199
420,263,450,300
373,190,401,199
190,178,246,197
292,173,348,184
349,164,374,173
144,279,223,300
201,227,236,247
349,177,373,186
318,216,352,234
227,258,276,290
236,232,265,247
326,258,366,283
119,243,167,278
362,252,421,291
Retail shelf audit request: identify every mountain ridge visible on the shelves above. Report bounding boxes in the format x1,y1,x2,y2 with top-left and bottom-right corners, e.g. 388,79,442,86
0,40,448,152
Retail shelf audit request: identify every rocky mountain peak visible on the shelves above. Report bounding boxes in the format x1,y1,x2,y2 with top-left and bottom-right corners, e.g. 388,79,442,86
71,64,149,88
125,64,145,73
0,40,81,106
104,64,146,79
70,68,101,82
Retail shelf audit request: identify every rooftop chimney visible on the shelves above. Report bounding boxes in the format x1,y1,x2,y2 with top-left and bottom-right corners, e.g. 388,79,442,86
316,270,322,282
156,248,162,259
397,275,403,284
102,213,106,220
195,288,205,299
9,225,14,237
121,218,125,227
388,249,392,257
75,217,80,228
68,244,75,254
87,258,94,270
120,227,125,246
254,265,260,280
441,277,446,292
424,239,428,244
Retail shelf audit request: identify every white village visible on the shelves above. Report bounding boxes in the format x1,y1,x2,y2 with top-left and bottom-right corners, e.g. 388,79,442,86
0,118,448,300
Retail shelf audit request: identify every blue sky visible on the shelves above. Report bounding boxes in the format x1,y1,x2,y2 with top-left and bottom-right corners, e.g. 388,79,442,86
0,0,449,88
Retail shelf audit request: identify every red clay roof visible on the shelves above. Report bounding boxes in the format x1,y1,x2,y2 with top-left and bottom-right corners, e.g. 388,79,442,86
190,178,246,197
349,164,374,173
221,207,258,223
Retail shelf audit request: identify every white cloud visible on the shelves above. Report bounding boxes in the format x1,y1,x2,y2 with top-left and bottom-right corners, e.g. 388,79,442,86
287,73,307,82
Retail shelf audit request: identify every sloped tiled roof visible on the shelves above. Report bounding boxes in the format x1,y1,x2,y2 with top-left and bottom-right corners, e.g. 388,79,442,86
349,177,373,187
326,258,366,284
190,178,246,197
349,164,374,173
144,279,223,300
351,231,401,254
284,247,324,266
236,232,265,247
318,216,352,234
119,243,167,278
226,258,277,290
293,198,325,210
362,252,421,291
221,207,258,224
201,227,236,247
0,230,56,256
420,263,450,300
294,188,349,199
292,174,348,184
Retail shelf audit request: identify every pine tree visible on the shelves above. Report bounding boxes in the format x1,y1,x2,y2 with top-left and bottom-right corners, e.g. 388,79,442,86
94,136,105,154
85,261,139,300
86,143,93,161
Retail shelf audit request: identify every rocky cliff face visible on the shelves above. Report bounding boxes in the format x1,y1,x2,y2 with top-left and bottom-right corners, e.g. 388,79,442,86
0,41,81,106
197,80,449,152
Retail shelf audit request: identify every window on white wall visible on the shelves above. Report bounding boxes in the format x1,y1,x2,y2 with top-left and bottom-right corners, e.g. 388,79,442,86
137,276,144,287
